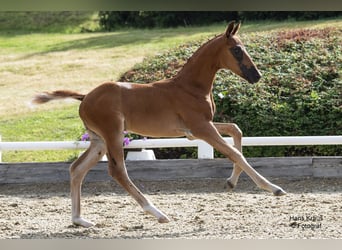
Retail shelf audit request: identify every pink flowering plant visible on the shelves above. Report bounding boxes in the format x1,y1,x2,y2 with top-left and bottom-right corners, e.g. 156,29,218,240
81,133,90,141
123,131,131,146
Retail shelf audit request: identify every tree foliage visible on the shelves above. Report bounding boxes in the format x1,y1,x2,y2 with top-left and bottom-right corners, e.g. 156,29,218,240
99,11,341,30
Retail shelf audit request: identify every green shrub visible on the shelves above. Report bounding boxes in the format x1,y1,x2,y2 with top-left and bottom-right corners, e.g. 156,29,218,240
120,27,341,158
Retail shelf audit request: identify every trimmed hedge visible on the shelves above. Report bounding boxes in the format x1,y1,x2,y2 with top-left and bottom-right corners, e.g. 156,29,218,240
119,27,341,158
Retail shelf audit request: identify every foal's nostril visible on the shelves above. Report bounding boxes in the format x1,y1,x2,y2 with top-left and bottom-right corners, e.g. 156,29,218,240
244,66,262,84
254,71,262,83
250,66,261,81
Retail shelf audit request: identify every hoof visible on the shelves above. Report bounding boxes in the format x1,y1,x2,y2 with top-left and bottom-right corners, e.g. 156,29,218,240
273,188,287,196
72,217,95,228
158,215,170,223
224,180,235,191
143,204,170,223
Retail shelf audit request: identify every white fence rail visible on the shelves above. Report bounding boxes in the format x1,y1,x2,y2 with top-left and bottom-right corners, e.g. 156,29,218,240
0,136,341,162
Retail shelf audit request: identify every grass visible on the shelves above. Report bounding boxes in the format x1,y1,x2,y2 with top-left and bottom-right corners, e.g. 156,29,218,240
0,14,224,162
0,15,341,162
0,24,225,119
0,12,100,33
0,105,84,162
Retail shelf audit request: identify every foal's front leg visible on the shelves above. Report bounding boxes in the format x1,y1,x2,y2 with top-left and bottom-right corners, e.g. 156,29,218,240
193,122,286,196
214,123,244,190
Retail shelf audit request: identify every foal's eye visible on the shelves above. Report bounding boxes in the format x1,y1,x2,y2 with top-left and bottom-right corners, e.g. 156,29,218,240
234,46,241,54
233,46,242,55
230,46,243,61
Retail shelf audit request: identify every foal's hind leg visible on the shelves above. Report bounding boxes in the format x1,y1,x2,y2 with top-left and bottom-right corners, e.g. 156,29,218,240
214,123,244,190
103,126,170,223
70,131,106,227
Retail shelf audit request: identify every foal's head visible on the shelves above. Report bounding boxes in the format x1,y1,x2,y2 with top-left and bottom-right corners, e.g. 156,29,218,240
218,21,261,84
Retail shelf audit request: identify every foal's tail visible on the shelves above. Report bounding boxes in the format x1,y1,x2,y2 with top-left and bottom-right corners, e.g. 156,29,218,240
33,90,85,104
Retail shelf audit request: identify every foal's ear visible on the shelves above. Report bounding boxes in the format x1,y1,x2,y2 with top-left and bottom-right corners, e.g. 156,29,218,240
226,21,241,37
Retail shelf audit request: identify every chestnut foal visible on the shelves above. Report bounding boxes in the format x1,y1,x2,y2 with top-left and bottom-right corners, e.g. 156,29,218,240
34,21,286,227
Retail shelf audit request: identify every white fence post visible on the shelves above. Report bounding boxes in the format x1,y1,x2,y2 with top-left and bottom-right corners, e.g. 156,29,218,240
197,140,214,159
0,135,2,163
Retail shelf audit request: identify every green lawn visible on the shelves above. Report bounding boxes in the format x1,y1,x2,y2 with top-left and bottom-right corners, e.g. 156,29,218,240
0,21,224,162
0,24,225,119
0,17,341,162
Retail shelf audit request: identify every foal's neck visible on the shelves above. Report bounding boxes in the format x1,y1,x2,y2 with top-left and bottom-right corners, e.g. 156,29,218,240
174,35,223,95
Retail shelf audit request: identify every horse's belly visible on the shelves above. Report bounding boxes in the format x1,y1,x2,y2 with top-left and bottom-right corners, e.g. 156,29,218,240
124,113,187,138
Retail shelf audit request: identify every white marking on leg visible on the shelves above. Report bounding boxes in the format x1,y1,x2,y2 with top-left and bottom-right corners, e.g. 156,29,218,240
143,204,170,223
72,217,95,228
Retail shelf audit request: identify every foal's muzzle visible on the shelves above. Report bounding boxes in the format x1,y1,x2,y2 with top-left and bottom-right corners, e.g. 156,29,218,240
241,65,262,84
